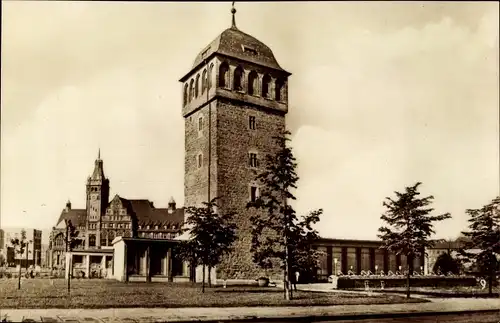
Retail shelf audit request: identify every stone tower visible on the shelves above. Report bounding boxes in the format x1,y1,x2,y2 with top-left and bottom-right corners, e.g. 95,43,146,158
179,7,291,279
85,149,110,248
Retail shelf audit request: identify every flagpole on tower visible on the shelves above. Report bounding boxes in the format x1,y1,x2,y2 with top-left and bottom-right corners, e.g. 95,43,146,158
231,2,237,29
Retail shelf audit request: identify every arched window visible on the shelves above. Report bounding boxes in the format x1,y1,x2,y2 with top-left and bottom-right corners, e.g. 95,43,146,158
248,71,258,95
195,74,200,98
262,74,272,99
202,69,207,94
219,62,229,88
189,79,194,101
275,78,285,102
209,63,214,88
183,84,188,106
233,66,244,91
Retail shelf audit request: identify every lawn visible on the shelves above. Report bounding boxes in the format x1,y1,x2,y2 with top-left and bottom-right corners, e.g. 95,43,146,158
0,279,425,309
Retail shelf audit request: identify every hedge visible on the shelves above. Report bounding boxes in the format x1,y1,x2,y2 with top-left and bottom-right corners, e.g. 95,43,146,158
336,275,477,289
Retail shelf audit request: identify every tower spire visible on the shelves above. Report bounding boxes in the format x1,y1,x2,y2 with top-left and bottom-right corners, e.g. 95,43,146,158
98,148,101,160
231,2,237,29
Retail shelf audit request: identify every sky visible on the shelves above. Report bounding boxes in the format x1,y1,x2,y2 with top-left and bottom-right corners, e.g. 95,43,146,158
1,1,499,244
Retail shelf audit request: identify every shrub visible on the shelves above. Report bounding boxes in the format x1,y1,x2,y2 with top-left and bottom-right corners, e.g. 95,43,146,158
433,252,462,275
337,275,477,289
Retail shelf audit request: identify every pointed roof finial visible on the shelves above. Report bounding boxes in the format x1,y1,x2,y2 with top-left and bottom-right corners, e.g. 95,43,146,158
231,2,237,29
98,148,101,160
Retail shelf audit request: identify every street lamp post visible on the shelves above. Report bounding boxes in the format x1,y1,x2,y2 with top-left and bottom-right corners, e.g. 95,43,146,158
25,240,32,275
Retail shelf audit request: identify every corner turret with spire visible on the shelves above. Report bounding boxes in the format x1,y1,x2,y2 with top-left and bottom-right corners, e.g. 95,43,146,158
85,149,110,248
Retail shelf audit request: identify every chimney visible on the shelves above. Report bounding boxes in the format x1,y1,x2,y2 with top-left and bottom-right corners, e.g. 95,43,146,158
65,200,72,212
168,196,176,214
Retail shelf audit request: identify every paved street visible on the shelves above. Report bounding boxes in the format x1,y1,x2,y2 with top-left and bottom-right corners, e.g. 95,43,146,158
2,298,499,322
320,312,500,323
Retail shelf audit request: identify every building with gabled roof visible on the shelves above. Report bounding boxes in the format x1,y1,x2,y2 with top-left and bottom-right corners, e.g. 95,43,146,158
48,152,185,280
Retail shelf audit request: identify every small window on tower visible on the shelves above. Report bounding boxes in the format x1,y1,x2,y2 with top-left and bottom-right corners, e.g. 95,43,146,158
250,186,259,202
248,153,258,168
197,153,203,168
198,116,203,132
249,116,256,130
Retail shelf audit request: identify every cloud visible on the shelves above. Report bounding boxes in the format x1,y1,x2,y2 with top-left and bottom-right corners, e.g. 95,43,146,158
1,2,498,242
291,13,498,239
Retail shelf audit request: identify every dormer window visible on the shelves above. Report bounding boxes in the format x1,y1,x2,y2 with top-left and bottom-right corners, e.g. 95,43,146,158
146,225,150,230
155,225,158,230
201,47,210,59
242,45,257,55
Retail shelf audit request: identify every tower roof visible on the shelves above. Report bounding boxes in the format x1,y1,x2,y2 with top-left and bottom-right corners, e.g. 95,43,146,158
181,5,290,82
90,149,106,181
191,27,287,75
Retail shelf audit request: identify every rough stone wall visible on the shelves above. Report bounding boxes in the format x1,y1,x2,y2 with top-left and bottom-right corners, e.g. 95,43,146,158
184,101,218,210
215,99,285,280
183,53,289,281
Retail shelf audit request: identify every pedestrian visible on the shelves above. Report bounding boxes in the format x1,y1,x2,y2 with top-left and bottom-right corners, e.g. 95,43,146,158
293,271,300,291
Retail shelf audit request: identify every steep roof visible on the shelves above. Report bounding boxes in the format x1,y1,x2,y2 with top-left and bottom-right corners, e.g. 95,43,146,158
121,199,184,226
56,209,86,227
182,26,290,82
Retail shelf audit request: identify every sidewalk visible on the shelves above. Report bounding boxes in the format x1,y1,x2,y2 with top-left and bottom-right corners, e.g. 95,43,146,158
2,298,499,323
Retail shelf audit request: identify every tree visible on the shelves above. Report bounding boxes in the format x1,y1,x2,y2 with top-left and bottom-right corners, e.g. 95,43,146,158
10,229,28,290
460,196,500,296
432,252,461,275
247,130,323,300
177,198,237,293
378,182,451,298
65,219,79,295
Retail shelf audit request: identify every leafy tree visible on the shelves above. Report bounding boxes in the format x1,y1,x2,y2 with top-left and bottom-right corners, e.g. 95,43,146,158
378,182,451,298
177,198,237,293
10,229,28,290
65,219,79,294
247,130,323,300
460,196,500,296
432,252,461,275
